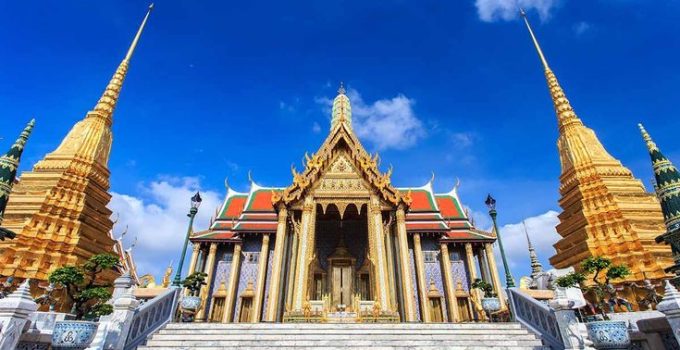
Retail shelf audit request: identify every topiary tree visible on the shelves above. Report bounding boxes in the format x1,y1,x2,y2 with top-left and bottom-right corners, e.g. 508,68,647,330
555,256,632,319
471,278,497,298
182,272,207,297
48,253,120,320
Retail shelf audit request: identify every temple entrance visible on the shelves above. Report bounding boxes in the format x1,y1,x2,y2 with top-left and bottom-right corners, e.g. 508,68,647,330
313,203,368,313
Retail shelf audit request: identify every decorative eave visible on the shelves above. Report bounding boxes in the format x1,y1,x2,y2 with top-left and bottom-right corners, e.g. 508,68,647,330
272,122,410,208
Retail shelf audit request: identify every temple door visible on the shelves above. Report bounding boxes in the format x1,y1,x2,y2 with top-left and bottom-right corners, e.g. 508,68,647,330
331,263,352,308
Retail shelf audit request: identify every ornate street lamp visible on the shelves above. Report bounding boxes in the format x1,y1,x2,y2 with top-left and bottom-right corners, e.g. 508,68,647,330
485,194,515,288
172,192,202,287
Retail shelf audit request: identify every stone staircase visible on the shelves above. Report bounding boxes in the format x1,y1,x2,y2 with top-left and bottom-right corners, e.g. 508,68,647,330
139,322,546,350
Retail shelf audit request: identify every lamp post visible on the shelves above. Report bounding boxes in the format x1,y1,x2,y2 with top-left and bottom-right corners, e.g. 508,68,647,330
485,194,515,288
172,192,202,287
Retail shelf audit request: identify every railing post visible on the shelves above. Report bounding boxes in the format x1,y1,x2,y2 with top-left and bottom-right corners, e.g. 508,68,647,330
657,281,680,345
87,273,140,350
0,280,38,350
548,287,586,350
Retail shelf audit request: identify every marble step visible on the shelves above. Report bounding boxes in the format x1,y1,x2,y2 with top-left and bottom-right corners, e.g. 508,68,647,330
163,322,524,330
143,340,544,347
140,347,547,350
150,333,539,341
156,329,533,335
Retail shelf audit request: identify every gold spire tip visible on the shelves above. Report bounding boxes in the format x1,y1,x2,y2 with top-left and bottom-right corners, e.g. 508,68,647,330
124,4,154,62
520,10,550,71
338,82,346,95
638,123,658,151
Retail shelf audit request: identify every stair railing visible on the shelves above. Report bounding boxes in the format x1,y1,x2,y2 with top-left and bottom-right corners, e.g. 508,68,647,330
124,287,181,350
506,287,566,350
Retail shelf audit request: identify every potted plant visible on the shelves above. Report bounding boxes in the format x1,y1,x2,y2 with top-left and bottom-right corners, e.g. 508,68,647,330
471,278,500,314
48,253,119,349
555,256,632,350
180,272,207,319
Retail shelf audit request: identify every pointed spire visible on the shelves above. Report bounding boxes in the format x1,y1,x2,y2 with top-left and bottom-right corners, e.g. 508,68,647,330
520,10,583,132
638,123,680,231
330,82,352,130
0,119,35,227
90,4,153,126
523,221,543,279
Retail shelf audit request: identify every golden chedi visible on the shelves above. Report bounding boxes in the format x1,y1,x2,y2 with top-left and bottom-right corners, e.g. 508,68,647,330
520,11,673,296
0,5,154,282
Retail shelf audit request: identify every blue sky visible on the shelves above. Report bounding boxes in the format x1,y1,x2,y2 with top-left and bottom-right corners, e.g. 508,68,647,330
2,0,680,281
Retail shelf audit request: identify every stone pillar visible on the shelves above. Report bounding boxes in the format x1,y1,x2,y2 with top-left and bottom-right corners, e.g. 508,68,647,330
548,287,586,350
111,271,135,301
465,243,484,320
285,231,299,312
196,242,218,321
396,205,416,321
292,196,315,311
252,234,271,322
369,195,390,311
223,242,242,323
483,243,506,310
266,207,288,321
440,243,460,322
477,248,489,283
413,233,431,322
87,274,141,350
188,243,201,275
0,280,38,350
657,281,680,345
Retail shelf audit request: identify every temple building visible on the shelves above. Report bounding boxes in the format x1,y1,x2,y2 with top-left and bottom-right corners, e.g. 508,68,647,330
639,124,680,286
520,12,674,294
187,86,504,323
0,6,153,283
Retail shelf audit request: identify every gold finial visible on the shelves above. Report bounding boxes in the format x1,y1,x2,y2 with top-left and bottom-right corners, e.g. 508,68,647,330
125,4,154,62
638,123,658,151
520,9,550,70
338,82,346,95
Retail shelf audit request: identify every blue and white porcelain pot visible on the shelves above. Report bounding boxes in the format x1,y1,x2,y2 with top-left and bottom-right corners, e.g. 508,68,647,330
180,295,202,312
586,320,630,349
51,320,98,349
481,297,501,313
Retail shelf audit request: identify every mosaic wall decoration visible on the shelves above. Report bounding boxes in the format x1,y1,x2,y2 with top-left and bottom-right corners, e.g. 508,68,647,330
232,238,262,322
450,260,469,291
261,243,275,320
408,245,421,321
422,237,448,322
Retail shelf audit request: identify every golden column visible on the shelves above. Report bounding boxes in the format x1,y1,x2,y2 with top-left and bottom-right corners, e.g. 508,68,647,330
265,207,288,321
465,243,484,320
483,243,506,310
396,204,416,321
285,230,299,311
439,243,460,322
292,196,315,311
222,242,242,323
252,234,271,322
196,242,218,321
413,233,431,322
369,195,390,311
384,222,397,309
187,243,201,275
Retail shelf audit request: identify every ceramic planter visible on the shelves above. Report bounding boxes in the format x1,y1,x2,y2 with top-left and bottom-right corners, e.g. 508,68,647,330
481,297,501,313
180,295,202,312
586,320,630,349
51,320,98,349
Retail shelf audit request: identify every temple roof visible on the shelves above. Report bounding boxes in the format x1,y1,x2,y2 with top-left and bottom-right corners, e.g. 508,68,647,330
191,175,494,243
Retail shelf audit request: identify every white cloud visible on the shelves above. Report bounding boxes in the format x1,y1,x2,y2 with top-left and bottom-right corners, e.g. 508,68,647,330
317,88,426,150
451,132,475,148
572,21,591,36
312,121,322,134
487,210,561,282
475,0,559,22
108,177,222,280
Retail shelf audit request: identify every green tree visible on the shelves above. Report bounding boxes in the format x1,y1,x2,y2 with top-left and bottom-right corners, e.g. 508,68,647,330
182,272,207,297
48,254,119,320
471,278,496,298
